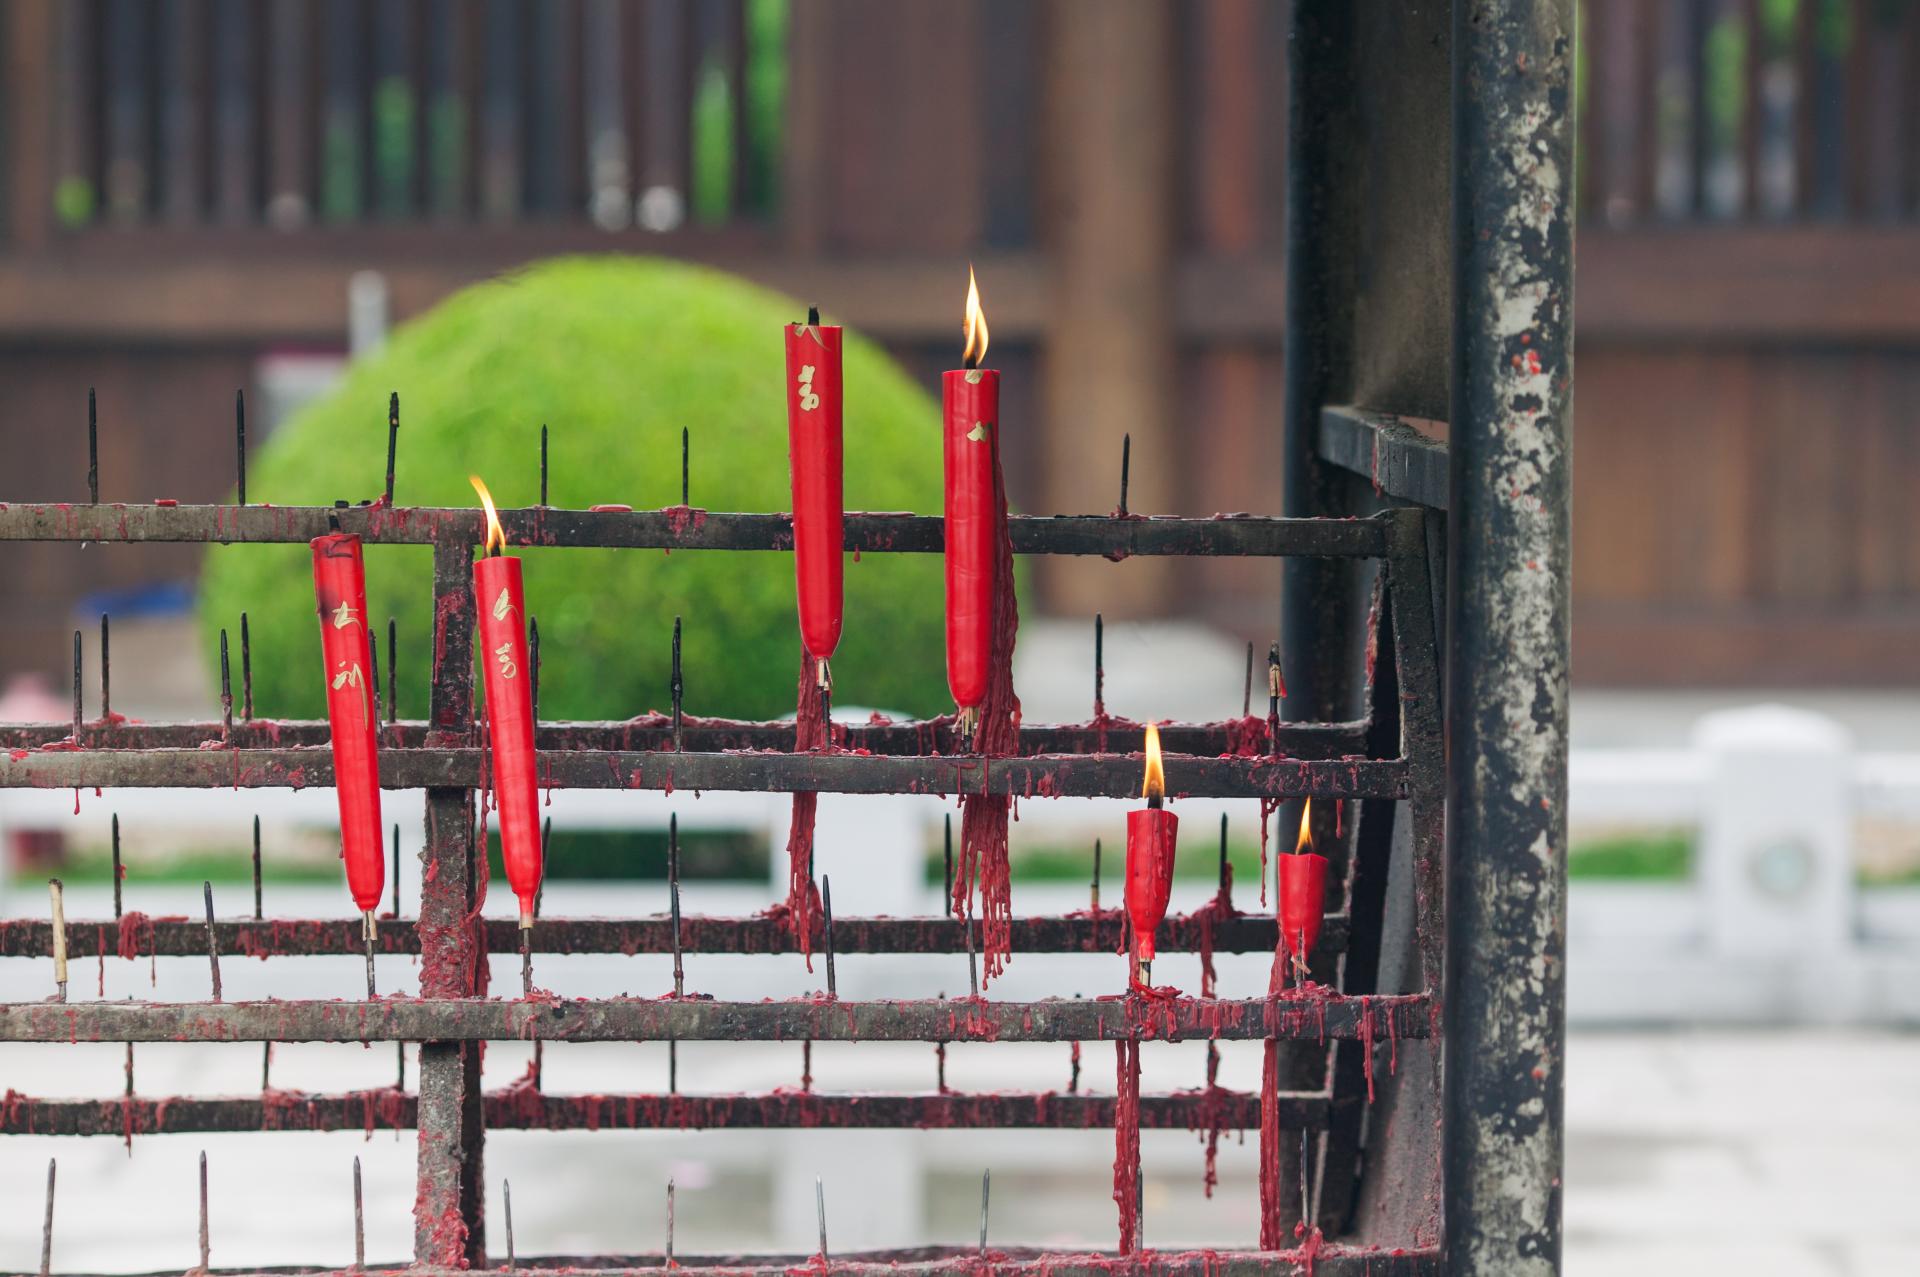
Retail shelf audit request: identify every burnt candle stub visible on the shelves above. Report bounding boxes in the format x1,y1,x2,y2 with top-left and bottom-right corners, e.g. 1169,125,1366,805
310,531,385,915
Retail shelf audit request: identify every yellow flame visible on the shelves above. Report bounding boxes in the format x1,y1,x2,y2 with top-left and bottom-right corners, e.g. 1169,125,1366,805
962,265,990,368
469,475,505,554
1295,796,1314,855
1141,722,1165,800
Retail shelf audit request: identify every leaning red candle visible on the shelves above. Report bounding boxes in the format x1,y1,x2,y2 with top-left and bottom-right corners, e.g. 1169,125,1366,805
1124,723,1178,986
1277,797,1329,975
470,477,542,928
311,532,384,929
943,268,1000,721
785,306,844,670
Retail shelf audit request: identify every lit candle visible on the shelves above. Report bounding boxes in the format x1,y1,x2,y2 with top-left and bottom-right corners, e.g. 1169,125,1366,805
311,526,384,993
942,267,999,733
1124,723,1178,988
785,304,844,682
1277,797,1328,981
470,477,543,973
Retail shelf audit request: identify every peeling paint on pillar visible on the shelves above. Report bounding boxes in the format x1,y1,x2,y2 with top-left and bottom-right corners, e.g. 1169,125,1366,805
1445,1,1573,1275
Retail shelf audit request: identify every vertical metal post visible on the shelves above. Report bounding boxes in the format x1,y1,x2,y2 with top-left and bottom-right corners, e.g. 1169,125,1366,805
415,535,486,1268
1278,0,1362,1238
1446,2,1574,1273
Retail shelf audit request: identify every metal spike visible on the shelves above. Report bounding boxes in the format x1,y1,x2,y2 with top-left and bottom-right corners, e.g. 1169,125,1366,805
384,393,399,506
367,622,382,730
40,1158,55,1277
529,617,540,720
966,915,978,998
1094,614,1104,713
539,424,548,507
979,1170,990,1255
48,880,67,1002
391,823,401,916
815,1176,828,1261
218,630,233,743
1219,813,1230,894
235,390,246,505
125,1042,134,1097
262,1043,271,1091
86,389,98,504
239,613,252,720
822,875,837,998
1069,1039,1081,1093
936,1038,947,1092
943,814,953,917
537,817,549,919
503,1179,515,1270
111,814,122,918
100,613,111,724
680,427,690,506
364,910,378,999
386,618,396,726
352,1156,365,1271
203,882,222,1001
801,1039,811,1093
1117,434,1130,515
669,814,684,996
1243,640,1255,716
665,1178,676,1266
397,1042,405,1090
670,616,683,750
252,816,262,919
71,630,82,742
198,1150,211,1270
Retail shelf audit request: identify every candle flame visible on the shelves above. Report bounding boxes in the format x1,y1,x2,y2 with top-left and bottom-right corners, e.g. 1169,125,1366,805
962,265,990,369
1141,722,1165,800
469,474,506,555
1295,796,1314,855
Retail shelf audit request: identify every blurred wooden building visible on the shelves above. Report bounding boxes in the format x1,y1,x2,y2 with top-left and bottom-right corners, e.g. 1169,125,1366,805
0,0,1916,688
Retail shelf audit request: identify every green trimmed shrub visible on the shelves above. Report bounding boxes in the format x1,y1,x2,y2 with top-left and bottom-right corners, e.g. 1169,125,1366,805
200,256,949,722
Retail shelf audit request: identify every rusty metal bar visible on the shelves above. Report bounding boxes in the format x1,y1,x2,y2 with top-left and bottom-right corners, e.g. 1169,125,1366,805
42,1249,1441,1277
1445,1,1574,1273
0,910,1348,960
415,537,485,1268
0,504,1390,558
0,993,1432,1044
1317,406,1450,511
0,714,1370,759
0,746,1408,800
0,1087,1333,1135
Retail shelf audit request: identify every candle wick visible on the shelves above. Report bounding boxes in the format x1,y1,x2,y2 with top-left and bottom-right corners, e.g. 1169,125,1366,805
1147,797,1163,811
806,305,820,326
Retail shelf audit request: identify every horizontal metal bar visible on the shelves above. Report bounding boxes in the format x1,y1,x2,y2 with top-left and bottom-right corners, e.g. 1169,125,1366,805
0,1086,1330,1135
0,503,1390,558
0,993,1431,1043
48,1248,1441,1277
1,910,1346,961
0,747,1408,799
0,714,1371,760
1318,405,1450,511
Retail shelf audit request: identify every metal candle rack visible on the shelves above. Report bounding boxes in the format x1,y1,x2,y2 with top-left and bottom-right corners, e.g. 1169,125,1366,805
0,424,1444,1276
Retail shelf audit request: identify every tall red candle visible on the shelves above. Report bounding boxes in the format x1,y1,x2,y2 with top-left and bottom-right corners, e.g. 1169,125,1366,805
1124,723,1178,986
1277,797,1329,977
785,307,843,671
311,532,384,967
470,478,542,929
943,268,1000,722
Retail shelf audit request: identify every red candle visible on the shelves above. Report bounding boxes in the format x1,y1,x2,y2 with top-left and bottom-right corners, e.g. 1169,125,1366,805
1277,797,1329,979
785,306,844,673
1124,723,1178,986
311,531,384,970
942,268,1000,723
470,477,542,930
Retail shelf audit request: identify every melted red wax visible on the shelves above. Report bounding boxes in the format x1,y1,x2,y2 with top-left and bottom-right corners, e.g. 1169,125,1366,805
783,652,828,967
1257,796,1280,908
1113,1038,1142,1254
952,448,1020,981
1258,945,1288,1249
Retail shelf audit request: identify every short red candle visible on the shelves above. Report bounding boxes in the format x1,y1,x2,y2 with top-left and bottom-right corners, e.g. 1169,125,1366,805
785,311,844,666
470,482,542,925
1278,800,1329,966
943,269,1000,715
1124,723,1178,980
311,532,384,917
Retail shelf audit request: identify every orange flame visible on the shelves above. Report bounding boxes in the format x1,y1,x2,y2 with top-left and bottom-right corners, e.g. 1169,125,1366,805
469,475,506,555
1141,722,1165,800
962,265,990,369
1294,796,1314,855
